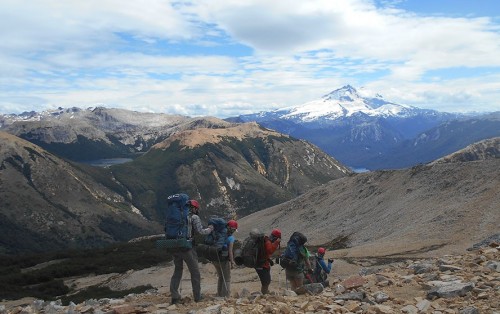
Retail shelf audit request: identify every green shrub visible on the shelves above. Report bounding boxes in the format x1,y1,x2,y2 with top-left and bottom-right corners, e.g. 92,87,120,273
0,239,171,302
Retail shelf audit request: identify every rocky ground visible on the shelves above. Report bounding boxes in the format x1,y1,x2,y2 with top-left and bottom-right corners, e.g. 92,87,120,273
2,242,498,314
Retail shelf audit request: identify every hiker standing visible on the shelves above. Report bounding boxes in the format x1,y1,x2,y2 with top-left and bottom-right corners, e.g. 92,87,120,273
255,228,282,294
212,219,238,298
282,232,313,293
170,199,213,304
313,247,333,287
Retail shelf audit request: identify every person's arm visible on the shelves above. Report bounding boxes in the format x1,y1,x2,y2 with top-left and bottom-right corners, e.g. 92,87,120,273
302,247,313,272
191,215,213,235
265,237,280,255
318,258,332,274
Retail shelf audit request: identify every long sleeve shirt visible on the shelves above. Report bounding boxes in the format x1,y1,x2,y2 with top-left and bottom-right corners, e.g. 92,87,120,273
190,214,212,236
315,256,332,278
262,236,280,269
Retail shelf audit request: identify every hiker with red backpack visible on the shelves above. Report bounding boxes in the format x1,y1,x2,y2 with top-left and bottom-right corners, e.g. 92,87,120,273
167,197,213,304
255,228,282,294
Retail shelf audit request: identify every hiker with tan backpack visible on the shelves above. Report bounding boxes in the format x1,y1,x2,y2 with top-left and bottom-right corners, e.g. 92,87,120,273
257,229,282,294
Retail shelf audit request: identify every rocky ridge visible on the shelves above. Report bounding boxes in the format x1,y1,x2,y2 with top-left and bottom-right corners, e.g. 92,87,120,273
431,137,500,164
2,243,498,314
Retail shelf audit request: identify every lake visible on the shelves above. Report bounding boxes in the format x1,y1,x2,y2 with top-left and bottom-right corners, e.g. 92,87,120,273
82,158,133,167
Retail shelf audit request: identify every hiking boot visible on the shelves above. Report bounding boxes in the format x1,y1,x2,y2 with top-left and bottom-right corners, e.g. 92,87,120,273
294,286,308,295
171,298,182,305
194,294,203,302
261,285,270,294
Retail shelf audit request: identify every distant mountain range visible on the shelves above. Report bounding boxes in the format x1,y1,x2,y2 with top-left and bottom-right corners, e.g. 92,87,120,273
2,87,498,170
0,107,193,161
228,85,500,170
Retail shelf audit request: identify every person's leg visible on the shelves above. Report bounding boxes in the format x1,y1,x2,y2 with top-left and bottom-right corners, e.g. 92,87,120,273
294,272,306,295
170,252,184,302
285,269,297,290
220,261,231,297
256,268,271,294
184,249,202,301
286,270,305,293
213,262,223,297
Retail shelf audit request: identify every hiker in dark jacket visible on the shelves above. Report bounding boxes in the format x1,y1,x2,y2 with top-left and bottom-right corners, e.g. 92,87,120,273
313,247,333,286
255,228,282,294
284,232,313,293
170,200,213,304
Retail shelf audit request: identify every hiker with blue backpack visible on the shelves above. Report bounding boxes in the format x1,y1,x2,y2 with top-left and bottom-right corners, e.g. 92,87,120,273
211,219,238,297
165,195,213,304
278,231,313,294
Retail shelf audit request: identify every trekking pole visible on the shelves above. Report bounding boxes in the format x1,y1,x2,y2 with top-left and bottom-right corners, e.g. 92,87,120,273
216,251,229,297
278,267,281,291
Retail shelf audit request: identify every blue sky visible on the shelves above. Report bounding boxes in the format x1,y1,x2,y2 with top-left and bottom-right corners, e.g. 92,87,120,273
0,0,499,117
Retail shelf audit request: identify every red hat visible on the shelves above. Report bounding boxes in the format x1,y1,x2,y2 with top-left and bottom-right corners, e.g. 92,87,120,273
227,220,238,230
271,229,282,238
318,247,326,255
187,200,199,209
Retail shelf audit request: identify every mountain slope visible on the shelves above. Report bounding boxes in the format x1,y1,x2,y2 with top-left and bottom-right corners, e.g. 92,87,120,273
238,138,500,257
0,132,160,254
432,137,500,164
110,121,352,220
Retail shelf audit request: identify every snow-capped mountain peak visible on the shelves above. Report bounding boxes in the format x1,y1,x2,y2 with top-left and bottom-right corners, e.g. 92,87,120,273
322,84,361,102
279,85,415,122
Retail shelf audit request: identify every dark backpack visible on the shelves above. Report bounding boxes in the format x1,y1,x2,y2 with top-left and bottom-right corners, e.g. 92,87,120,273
156,193,192,250
204,217,228,250
196,217,230,262
238,231,267,268
279,232,307,270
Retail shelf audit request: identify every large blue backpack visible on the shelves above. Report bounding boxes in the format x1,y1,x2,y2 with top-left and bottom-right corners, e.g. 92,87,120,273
165,193,190,239
279,232,307,270
156,193,193,250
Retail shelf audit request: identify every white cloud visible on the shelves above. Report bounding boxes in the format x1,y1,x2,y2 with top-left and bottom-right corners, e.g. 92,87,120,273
0,0,499,116
0,0,195,51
